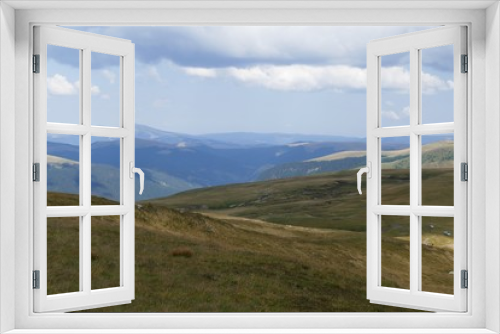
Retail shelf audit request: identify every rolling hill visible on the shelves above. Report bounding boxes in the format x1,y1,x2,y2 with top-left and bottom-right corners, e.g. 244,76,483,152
46,173,445,313
152,165,453,231
257,140,453,181
198,131,365,147
47,155,199,201
47,137,368,200
147,167,453,305
46,161,454,312
46,125,452,202
67,167,452,312
63,195,406,313
136,124,241,149
48,125,366,149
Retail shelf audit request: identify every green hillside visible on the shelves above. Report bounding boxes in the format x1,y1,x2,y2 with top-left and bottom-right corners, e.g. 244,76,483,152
154,167,453,231
258,141,453,181
47,166,454,313
381,140,454,169
47,155,200,201
153,170,368,231
47,191,413,313
257,156,367,181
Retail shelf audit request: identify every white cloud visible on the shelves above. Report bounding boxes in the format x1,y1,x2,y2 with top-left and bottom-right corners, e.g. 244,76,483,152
183,67,217,78
47,74,76,95
90,85,100,95
225,65,366,91
421,73,454,94
146,66,162,82
73,81,100,95
55,26,455,75
216,64,453,93
47,74,101,96
101,69,116,84
382,66,453,94
382,105,410,120
382,110,401,120
165,26,434,67
402,105,410,116
380,66,410,91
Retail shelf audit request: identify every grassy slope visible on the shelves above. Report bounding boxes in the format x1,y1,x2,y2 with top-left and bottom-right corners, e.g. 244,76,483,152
152,170,367,231
154,168,453,230
153,168,454,297
45,193,399,312
48,191,412,313
311,141,453,164
258,141,453,181
48,168,453,312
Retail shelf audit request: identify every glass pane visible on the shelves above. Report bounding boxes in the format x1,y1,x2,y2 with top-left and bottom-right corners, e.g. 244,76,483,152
91,216,121,290
47,217,80,295
381,137,410,205
91,138,121,205
380,52,410,127
47,45,80,124
421,216,454,294
47,134,80,206
381,215,410,289
91,52,121,127
421,45,454,124
421,134,454,206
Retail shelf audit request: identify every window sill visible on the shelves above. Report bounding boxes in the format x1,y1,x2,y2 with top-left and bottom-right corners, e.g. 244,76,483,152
4,329,497,334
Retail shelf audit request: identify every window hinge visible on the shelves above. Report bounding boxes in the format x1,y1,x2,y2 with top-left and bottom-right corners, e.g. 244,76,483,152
33,54,40,73
33,163,40,182
461,270,468,289
461,54,468,73
461,162,468,181
33,270,40,289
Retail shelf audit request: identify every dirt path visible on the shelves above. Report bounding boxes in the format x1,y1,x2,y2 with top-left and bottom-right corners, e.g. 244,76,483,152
197,211,356,238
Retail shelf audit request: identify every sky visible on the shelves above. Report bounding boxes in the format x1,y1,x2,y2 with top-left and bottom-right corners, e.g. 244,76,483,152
46,26,454,137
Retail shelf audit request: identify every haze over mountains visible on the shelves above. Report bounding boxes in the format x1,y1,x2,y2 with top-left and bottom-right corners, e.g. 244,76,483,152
47,124,453,200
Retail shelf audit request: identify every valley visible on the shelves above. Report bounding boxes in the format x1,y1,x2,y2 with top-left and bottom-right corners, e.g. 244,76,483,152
51,167,453,312
46,124,453,200
44,125,455,312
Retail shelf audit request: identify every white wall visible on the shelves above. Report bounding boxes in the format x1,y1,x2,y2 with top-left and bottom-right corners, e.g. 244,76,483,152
486,2,500,333
0,2,16,333
5,5,493,332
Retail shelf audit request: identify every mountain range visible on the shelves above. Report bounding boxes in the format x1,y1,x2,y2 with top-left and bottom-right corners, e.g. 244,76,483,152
257,140,454,180
46,124,452,200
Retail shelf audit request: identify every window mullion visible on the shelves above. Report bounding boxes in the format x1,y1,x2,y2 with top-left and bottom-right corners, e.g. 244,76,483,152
409,47,420,294
82,47,92,294
82,47,91,208
78,48,84,293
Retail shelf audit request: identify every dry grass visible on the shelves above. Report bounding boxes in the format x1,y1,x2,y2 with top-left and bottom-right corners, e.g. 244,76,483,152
43,169,455,313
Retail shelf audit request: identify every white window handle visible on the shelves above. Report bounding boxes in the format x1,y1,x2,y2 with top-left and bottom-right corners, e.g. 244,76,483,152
357,162,371,195
129,162,145,195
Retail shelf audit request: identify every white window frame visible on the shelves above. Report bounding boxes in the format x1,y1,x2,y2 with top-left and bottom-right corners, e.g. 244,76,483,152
366,26,468,312
33,25,136,313
1,1,499,333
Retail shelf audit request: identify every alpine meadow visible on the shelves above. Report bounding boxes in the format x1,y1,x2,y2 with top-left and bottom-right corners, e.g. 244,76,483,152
45,127,455,312
44,26,457,313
